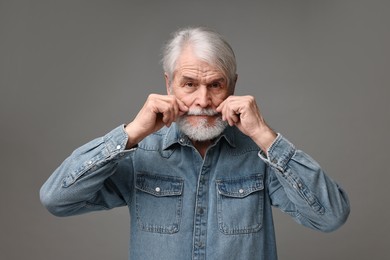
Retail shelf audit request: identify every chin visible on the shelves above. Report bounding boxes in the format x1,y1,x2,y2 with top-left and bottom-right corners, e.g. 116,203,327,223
177,116,228,141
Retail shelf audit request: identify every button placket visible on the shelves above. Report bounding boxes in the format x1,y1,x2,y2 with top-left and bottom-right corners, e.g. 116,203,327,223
192,155,211,260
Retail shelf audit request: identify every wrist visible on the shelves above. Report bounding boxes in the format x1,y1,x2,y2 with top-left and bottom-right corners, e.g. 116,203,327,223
124,122,144,149
250,126,277,153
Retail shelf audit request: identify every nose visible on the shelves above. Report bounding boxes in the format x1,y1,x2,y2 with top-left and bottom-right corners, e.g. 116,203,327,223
194,86,211,108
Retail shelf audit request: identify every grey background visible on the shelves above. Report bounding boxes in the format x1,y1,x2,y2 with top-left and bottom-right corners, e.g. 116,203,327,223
1,0,389,259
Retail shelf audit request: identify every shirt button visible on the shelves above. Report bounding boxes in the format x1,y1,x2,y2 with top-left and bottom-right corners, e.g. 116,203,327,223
172,225,179,232
239,189,244,194
116,145,121,150
87,160,93,165
197,207,204,215
197,241,205,248
155,187,161,192
179,138,185,143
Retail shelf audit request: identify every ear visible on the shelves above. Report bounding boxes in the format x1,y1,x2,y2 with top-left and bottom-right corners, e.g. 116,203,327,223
230,74,238,94
164,73,171,95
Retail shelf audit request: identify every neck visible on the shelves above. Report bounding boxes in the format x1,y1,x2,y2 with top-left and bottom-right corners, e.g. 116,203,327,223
191,139,213,158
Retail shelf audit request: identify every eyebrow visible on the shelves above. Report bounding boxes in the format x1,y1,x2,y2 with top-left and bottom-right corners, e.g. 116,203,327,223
180,76,197,83
180,76,226,84
209,77,225,83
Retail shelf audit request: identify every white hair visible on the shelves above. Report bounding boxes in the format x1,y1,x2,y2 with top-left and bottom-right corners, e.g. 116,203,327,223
162,27,237,91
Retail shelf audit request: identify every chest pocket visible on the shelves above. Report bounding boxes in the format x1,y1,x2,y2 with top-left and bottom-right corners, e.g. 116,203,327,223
135,173,184,234
216,174,264,235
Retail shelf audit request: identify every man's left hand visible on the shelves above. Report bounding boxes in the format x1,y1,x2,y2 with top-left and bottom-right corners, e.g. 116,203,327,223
216,95,277,152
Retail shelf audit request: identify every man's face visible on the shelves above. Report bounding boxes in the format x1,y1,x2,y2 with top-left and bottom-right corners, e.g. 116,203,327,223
165,47,234,141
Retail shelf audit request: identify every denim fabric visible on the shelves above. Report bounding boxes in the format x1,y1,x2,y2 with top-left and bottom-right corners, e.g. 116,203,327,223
40,124,350,260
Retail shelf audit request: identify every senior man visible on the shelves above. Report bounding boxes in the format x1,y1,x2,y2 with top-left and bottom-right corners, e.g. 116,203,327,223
40,27,350,260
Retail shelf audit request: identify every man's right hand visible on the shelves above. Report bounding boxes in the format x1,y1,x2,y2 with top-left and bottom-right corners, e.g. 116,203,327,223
124,94,188,148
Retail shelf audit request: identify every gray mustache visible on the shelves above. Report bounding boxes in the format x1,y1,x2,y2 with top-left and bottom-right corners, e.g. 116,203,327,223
185,109,220,116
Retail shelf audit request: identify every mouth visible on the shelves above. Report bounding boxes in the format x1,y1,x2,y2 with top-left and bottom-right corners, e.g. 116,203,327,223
186,114,217,121
183,113,222,127
185,108,220,117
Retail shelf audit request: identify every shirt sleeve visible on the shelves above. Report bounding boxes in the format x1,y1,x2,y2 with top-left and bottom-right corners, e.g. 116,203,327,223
40,125,136,217
259,134,350,232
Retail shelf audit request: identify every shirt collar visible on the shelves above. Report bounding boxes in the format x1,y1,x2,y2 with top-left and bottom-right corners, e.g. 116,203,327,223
162,123,237,150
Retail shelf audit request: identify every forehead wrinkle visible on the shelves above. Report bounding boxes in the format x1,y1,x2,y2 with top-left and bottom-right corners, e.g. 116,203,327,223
173,46,226,83
178,64,224,84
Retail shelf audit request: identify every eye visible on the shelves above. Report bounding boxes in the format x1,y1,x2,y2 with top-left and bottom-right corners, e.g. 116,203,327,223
210,82,222,88
185,82,195,88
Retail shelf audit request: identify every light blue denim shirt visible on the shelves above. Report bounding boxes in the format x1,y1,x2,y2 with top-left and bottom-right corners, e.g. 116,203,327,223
40,124,350,260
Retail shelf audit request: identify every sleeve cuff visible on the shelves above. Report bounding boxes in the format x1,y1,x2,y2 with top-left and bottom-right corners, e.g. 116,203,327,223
258,134,296,172
103,125,133,156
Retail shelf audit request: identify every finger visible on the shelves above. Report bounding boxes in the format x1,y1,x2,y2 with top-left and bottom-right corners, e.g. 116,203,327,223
176,98,189,116
225,111,240,126
170,100,179,123
152,98,174,126
161,108,172,126
167,102,181,126
231,113,240,123
221,101,242,126
220,100,234,122
167,99,182,125
216,101,228,121
216,100,226,114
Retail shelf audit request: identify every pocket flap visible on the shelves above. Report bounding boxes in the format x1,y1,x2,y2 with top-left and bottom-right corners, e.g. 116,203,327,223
217,174,264,198
136,173,183,197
